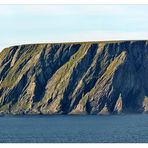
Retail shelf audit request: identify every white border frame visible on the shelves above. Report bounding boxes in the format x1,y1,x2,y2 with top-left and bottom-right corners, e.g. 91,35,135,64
0,0,148,147
0,0,148,4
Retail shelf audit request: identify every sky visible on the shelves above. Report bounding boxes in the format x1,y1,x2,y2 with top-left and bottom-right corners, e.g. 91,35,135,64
0,4,148,51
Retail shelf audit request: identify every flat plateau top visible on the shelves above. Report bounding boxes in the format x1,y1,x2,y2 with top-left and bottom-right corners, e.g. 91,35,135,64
7,39,148,48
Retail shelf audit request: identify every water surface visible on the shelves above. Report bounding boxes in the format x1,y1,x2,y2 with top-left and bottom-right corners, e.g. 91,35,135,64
0,114,148,143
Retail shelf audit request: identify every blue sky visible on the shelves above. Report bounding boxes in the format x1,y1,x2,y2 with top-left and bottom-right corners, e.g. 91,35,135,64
0,4,148,51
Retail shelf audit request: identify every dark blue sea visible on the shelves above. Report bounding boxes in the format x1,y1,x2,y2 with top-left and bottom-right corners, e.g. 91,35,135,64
0,114,148,143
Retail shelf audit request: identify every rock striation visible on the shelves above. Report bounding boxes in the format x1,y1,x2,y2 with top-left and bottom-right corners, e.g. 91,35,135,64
0,40,148,115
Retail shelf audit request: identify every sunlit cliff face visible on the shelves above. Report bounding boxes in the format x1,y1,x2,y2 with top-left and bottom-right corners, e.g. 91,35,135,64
0,40,148,115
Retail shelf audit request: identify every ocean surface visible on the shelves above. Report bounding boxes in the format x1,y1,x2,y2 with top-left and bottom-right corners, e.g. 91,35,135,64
0,114,148,143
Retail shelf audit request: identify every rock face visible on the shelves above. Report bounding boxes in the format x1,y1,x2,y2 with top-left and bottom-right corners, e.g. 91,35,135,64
0,40,148,115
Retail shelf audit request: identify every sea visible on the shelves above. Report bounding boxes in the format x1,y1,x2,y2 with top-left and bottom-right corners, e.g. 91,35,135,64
0,114,148,143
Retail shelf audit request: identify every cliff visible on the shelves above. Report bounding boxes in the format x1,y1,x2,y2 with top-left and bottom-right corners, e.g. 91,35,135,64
0,40,148,115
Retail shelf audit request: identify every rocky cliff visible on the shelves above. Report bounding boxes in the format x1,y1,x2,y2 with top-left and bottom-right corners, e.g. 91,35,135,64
0,40,148,115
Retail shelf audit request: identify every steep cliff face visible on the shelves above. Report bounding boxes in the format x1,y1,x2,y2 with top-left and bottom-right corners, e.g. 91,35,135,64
0,40,148,115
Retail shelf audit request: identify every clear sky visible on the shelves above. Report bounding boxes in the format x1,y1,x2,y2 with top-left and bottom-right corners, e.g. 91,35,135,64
0,4,148,51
